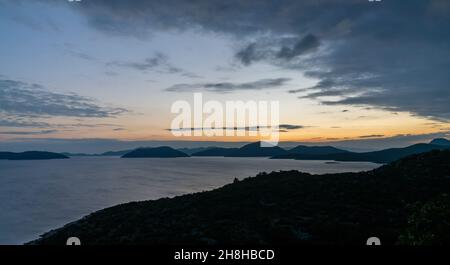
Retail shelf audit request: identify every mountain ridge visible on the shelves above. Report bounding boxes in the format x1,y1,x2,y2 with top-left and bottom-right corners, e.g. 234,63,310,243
121,147,189,158
288,145,349,155
0,151,69,160
272,142,450,163
191,147,239,156
225,141,287,157
430,138,450,146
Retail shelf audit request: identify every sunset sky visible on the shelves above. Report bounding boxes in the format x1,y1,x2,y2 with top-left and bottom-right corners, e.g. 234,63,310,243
0,0,449,152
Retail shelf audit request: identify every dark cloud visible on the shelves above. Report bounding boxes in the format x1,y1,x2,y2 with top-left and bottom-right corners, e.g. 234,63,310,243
168,124,303,132
234,34,321,65
276,34,320,60
107,52,199,78
49,0,371,37
235,43,259,66
279,124,304,130
0,79,128,118
288,79,336,94
9,0,446,119
39,0,450,120
358,134,385,139
165,78,291,93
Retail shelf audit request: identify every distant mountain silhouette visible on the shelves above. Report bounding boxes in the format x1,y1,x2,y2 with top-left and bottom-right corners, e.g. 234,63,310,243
430,138,450,146
101,150,133,156
272,143,450,163
0,152,15,159
62,152,98,157
218,143,347,158
63,150,133,157
288,145,349,155
0,151,69,160
121,147,189,158
30,150,450,245
191,147,239,156
177,147,213,155
225,141,287,157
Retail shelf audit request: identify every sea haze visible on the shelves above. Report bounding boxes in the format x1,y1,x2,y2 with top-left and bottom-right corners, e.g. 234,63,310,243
0,157,379,244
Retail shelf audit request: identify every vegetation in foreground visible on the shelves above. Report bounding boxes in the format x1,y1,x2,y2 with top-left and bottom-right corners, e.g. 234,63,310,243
30,150,450,245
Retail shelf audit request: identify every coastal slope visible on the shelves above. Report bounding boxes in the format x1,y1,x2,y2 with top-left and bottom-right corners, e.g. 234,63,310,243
30,150,450,245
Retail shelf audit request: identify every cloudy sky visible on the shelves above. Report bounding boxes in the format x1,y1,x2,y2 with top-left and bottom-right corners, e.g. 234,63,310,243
0,0,449,152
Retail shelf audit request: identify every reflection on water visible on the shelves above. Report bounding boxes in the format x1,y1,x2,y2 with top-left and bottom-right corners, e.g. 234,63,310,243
0,156,379,244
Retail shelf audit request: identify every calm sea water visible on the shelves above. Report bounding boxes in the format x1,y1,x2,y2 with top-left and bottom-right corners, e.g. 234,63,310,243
0,157,379,244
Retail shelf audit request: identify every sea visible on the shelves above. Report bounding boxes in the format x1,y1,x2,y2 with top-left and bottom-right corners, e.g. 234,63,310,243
0,156,379,244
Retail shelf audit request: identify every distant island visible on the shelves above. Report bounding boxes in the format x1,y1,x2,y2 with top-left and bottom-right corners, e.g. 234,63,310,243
430,138,450,146
63,149,133,157
177,147,212,155
272,142,450,163
121,146,190,158
0,151,69,160
224,141,287,157
191,147,238,157
4,138,449,163
288,145,349,155
101,150,133,156
29,150,450,245
189,139,450,163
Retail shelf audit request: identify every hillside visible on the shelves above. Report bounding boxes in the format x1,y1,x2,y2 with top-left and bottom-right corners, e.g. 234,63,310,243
288,145,349,155
177,147,212,155
272,143,450,163
101,150,133,156
191,147,238,156
430,138,450,146
121,147,189,158
30,150,450,245
225,142,287,157
0,151,69,160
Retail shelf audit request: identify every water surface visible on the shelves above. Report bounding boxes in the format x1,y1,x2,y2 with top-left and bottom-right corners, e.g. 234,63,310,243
0,157,379,244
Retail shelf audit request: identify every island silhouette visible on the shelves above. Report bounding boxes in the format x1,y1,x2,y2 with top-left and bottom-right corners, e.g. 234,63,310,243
3,138,449,163
0,151,68,160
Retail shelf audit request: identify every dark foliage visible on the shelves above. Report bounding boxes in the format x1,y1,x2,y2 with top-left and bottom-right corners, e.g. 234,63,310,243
398,194,450,245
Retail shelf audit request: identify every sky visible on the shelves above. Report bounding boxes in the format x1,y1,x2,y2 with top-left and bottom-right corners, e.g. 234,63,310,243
0,0,449,152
